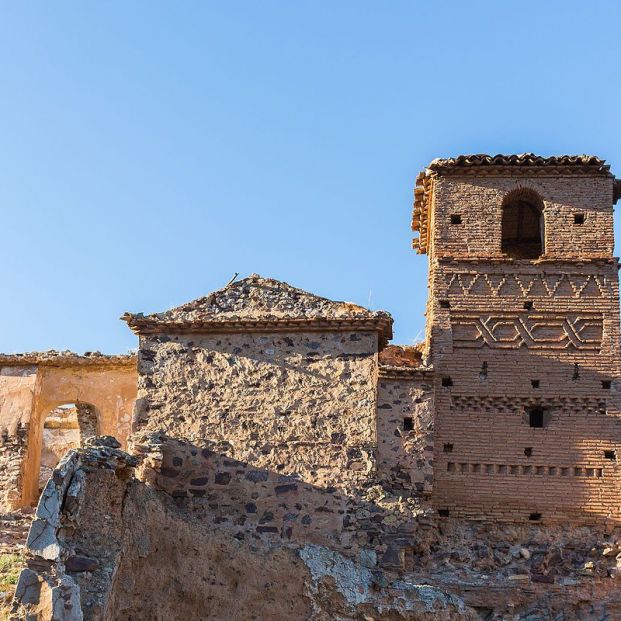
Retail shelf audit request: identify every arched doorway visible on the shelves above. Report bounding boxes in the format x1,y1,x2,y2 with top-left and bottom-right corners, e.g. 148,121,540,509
501,189,545,259
38,401,100,493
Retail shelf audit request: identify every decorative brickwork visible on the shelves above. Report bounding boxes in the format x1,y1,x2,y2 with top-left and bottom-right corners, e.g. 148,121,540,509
413,154,621,522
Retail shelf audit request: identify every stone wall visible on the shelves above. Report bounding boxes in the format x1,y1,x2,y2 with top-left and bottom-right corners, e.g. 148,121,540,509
12,434,621,620
376,370,434,495
134,330,379,489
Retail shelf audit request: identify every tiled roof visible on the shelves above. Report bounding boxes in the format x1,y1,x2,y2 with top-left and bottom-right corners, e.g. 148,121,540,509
0,351,136,368
412,154,621,255
427,153,615,175
123,275,393,344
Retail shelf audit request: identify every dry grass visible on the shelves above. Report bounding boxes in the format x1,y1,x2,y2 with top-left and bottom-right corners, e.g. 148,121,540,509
0,553,22,620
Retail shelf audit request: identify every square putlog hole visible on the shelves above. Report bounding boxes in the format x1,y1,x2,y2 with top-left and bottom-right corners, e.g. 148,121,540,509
574,213,585,225
527,407,546,428
529,512,542,522
403,417,414,432
450,214,462,225
441,377,453,388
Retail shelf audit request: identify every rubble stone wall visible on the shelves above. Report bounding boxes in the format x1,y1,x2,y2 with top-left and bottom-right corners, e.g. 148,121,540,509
134,330,379,488
376,372,434,495
12,435,621,621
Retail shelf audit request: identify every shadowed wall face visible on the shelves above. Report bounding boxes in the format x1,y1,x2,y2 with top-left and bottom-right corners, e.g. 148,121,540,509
134,330,379,488
424,169,621,521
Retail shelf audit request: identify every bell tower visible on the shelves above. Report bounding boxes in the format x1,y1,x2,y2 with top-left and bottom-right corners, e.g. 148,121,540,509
413,154,621,522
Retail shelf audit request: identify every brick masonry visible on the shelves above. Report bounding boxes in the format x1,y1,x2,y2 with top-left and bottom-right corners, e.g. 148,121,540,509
415,161,621,522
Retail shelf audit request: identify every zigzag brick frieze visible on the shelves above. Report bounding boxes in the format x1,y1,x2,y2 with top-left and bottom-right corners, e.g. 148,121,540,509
444,272,610,299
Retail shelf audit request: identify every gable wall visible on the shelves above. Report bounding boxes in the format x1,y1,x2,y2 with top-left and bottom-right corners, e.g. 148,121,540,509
135,330,379,488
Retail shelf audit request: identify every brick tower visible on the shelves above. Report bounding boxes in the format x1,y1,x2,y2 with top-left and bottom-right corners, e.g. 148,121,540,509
412,154,621,522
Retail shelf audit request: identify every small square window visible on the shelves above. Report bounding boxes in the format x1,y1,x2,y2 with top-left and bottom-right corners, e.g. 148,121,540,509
602,380,612,389
441,377,453,388
439,300,451,309
529,512,542,521
524,301,534,311
438,508,450,517
524,447,533,457
531,380,540,389
403,417,413,431
450,214,462,225
443,443,454,453
604,450,616,460
574,213,585,225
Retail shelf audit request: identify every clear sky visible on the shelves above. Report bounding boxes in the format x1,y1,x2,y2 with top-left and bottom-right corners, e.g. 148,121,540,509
2,1,621,354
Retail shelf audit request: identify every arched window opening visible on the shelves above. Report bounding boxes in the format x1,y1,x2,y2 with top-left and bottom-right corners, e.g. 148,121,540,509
501,189,544,259
39,402,99,493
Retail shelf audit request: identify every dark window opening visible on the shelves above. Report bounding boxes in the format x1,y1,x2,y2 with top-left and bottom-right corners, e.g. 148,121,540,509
443,443,454,453
524,301,534,311
602,380,612,389
527,407,545,428
524,447,533,457
501,190,544,259
438,509,450,517
450,214,462,225
439,300,451,309
529,512,542,521
479,361,488,380
531,379,540,388
441,377,453,387
574,213,585,225
403,417,413,432
604,450,616,460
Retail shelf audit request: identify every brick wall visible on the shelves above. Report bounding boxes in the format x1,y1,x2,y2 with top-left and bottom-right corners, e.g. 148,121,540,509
425,172,621,522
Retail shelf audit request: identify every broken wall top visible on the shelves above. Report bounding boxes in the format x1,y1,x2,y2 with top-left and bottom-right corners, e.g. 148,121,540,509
0,350,136,369
122,275,393,344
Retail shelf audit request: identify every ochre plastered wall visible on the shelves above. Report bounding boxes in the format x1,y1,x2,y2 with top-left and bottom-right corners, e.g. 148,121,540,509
0,360,137,509
426,173,621,521
0,366,38,509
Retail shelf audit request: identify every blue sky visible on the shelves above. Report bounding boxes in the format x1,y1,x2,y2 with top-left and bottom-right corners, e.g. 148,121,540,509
2,1,620,353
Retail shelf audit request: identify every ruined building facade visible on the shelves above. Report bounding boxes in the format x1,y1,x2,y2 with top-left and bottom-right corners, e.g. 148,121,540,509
7,154,621,620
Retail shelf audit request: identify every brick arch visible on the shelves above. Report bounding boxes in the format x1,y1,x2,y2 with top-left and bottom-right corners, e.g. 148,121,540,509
501,187,545,259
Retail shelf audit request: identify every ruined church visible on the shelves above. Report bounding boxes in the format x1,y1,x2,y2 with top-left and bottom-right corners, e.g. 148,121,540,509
5,154,621,620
